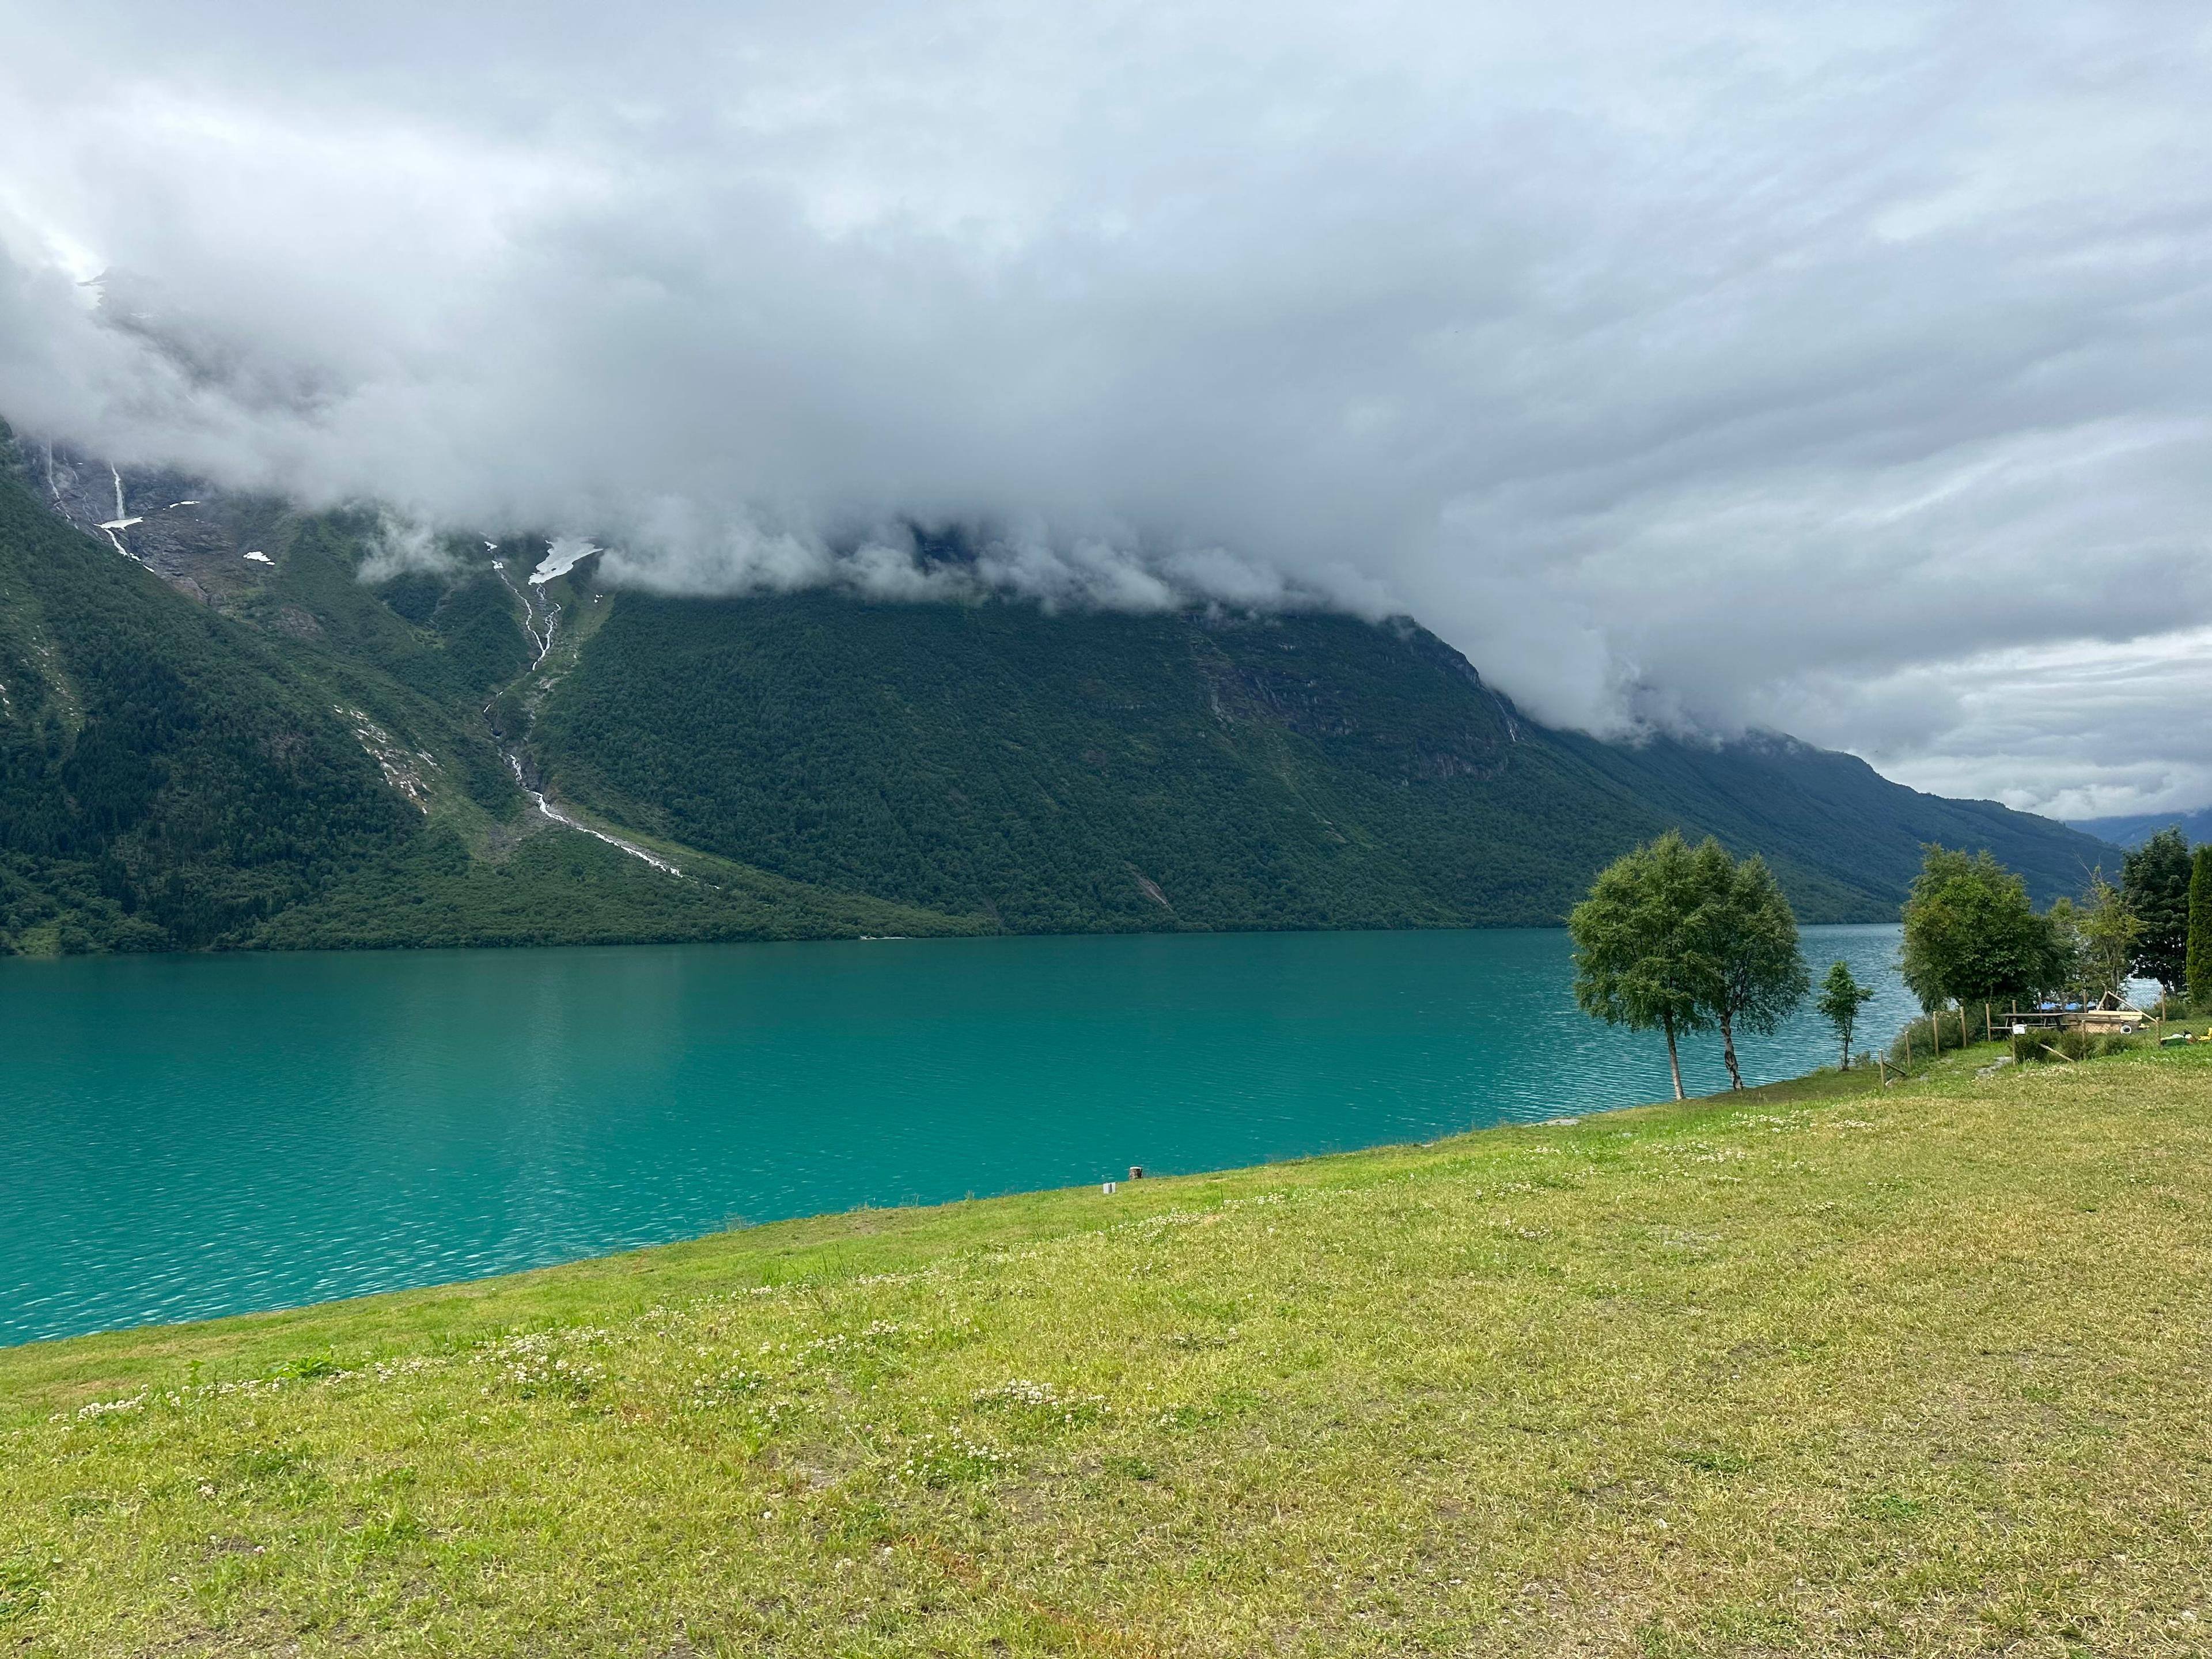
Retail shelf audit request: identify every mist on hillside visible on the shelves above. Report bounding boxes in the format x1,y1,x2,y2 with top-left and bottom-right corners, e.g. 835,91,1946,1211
2,1,2209,814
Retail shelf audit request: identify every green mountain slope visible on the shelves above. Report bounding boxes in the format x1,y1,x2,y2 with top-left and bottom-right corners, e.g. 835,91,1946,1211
1554,729,2113,914
0,446,980,953
531,591,2110,929
532,596,1654,930
0,435,2112,949
0,467,414,950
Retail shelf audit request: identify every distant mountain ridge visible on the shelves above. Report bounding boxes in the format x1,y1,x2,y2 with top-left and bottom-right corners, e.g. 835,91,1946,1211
0,431,2113,953
2066,810,2212,850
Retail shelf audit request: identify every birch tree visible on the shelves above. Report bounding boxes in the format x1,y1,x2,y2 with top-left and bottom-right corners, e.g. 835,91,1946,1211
1569,831,1711,1100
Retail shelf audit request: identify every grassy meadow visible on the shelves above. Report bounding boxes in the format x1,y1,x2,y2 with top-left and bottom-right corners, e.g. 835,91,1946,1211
2,1039,2209,1655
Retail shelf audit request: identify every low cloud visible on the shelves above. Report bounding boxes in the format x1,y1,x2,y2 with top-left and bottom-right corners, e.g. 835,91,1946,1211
354,513,456,584
592,509,1365,619
1,1,2207,810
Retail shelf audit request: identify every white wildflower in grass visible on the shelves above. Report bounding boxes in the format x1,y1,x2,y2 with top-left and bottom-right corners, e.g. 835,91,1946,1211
211,1378,288,1399
792,1333,851,1368
685,1368,768,1411
971,1378,1108,1434
74,1392,149,1421
893,1427,1011,1487
475,1330,609,1400
851,1269,935,1289
153,1354,421,1415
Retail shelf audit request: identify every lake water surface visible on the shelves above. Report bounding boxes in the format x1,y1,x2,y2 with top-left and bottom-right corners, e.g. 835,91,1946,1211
1,925,1915,1344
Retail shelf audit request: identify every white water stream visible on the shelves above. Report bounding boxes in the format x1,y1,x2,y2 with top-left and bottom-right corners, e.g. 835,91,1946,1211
486,546,685,880
503,755,685,877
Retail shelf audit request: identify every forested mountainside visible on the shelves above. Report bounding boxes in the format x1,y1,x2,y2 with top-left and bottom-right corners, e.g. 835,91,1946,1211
1551,730,2115,918
533,593,2110,929
0,435,2113,953
0,442,968,953
0,468,409,950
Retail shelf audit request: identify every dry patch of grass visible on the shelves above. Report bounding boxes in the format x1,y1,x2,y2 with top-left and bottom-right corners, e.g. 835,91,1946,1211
3,1047,2209,1655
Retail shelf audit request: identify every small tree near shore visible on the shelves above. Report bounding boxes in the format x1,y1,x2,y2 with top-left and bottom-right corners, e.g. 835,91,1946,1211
1816,961,1874,1070
1569,831,1711,1100
1900,846,2069,1037
1570,832,1807,1097
1689,840,1808,1090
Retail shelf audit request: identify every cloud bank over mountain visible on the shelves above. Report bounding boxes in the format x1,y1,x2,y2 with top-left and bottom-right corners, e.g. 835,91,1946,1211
1,0,2207,816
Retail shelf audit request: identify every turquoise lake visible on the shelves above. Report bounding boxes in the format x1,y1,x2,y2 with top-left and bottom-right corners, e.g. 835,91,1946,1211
1,925,1915,1344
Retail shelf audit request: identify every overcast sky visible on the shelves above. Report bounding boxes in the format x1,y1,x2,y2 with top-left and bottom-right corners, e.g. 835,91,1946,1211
1,1,2206,817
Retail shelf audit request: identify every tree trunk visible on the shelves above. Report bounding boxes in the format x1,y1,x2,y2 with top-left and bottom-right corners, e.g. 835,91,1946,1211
1664,1017,1684,1101
1840,1022,1851,1071
1719,1010,1744,1090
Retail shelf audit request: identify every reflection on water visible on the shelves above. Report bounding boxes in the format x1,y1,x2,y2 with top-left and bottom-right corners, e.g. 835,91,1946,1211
0,925,1914,1343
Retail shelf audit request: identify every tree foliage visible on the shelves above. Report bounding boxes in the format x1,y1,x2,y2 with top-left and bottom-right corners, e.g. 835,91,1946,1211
1816,960,1875,1070
0,429,2127,956
534,591,2116,935
1898,846,2070,1013
2070,872,2141,1006
536,593,1698,933
2120,827,2190,995
0,462,415,952
1688,839,1808,1090
1570,831,1805,1096
2190,846,2212,1012
1569,830,1713,1100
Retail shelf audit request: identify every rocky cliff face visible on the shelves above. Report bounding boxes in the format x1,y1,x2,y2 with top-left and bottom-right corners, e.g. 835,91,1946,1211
27,442,286,608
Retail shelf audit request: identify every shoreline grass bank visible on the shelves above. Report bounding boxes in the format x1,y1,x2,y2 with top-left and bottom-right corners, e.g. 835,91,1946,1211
5,1042,2209,1654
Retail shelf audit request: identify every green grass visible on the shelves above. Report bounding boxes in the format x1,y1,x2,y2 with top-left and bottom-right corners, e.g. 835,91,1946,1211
4,1044,2210,1654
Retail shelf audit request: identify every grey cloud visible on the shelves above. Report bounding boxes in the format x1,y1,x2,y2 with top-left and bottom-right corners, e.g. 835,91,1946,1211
355,513,459,585
592,509,1362,618
0,1,2207,811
